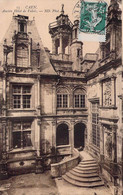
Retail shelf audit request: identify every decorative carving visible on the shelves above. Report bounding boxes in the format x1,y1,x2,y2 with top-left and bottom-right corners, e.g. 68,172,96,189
19,161,25,166
103,80,112,106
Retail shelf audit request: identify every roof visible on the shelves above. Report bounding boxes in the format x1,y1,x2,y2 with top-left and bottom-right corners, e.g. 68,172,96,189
83,53,98,62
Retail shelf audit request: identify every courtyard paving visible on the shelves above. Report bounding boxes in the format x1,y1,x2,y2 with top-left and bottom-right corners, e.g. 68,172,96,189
0,169,113,195
0,171,59,195
0,151,113,195
55,177,112,195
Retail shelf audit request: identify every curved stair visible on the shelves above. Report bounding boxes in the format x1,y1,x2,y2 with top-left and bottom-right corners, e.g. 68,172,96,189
62,159,104,188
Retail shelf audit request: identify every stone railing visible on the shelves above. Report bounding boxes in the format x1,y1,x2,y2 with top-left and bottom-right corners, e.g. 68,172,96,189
51,148,80,178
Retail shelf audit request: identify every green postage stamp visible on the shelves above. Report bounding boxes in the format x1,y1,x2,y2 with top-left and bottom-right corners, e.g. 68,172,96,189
79,1,107,34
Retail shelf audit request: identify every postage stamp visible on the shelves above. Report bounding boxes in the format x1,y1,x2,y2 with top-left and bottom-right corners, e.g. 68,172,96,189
79,1,107,35
72,0,108,42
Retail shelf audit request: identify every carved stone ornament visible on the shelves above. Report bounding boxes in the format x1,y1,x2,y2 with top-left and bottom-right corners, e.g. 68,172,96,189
103,80,112,106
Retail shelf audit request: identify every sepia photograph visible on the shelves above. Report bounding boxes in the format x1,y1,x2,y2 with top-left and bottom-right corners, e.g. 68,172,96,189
0,0,122,195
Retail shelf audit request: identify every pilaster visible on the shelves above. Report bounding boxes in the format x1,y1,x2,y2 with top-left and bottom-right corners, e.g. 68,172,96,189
99,123,104,161
12,42,15,65
52,84,56,114
111,124,117,163
52,120,57,148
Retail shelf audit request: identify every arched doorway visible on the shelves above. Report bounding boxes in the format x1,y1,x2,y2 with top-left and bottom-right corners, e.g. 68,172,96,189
56,123,69,146
74,123,85,149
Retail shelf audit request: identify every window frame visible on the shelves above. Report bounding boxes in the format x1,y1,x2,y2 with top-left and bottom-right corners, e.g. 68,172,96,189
17,44,29,67
91,101,100,148
74,89,86,108
12,85,32,109
12,121,32,149
57,94,68,108
57,88,69,108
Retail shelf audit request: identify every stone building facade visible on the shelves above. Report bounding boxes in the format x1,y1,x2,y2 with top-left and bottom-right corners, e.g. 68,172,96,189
0,0,122,194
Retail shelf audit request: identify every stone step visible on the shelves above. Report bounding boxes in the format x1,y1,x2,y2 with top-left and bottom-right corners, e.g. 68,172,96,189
81,159,95,162
62,175,104,188
66,172,101,183
75,166,99,172
78,163,98,168
73,167,98,174
80,160,97,164
70,170,99,178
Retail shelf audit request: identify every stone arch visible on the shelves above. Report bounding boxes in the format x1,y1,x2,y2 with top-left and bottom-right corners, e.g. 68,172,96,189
74,122,86,149
56,86,70,94
56,123,69,146
73,86,86,93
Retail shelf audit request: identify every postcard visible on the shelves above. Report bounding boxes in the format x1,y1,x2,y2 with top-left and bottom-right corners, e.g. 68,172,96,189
0,0,122,195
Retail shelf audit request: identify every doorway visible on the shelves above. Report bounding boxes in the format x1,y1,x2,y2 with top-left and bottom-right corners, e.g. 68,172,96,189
74,123,85,149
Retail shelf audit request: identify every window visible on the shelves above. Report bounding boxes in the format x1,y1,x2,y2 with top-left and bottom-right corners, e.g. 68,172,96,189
13,85,31,109
74,89,85,108
20,23,24,32
77,49,81,57
17,44,28,67
12,121,32,149
57,88,69,108
91,102,100,148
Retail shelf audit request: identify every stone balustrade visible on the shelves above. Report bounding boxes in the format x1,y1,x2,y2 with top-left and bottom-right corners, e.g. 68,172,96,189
51,149,80,178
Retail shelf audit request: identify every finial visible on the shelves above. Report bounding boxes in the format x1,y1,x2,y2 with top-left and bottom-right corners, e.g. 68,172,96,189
109,0,119,9
110,0,118,5
61,4,64,14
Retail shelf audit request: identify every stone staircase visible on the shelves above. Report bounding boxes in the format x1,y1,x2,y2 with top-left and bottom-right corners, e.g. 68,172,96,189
62,159,104,188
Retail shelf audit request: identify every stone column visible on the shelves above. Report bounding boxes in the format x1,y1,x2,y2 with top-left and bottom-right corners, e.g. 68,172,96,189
59,34,63,54
52,38,56,54
110,26,116,52
37,76,41,114
99,43,105,60
52,120,56,148
28,38,31,66
68,34,71,56
84,126,87,149
37,119,41,156
99,82,103,107
2,74,7,117
2,120,7,153
70,120,74,154
35,76,41,115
